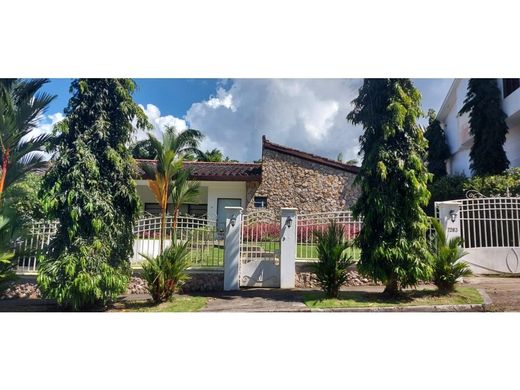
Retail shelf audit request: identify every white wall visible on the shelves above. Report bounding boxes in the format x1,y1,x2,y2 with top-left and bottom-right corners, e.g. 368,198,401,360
135,180,246,221
440,79,520,176
206,181,246,220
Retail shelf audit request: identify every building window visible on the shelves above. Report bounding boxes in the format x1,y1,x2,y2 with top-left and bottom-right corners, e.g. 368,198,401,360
503,79,520,98
254,196,268,208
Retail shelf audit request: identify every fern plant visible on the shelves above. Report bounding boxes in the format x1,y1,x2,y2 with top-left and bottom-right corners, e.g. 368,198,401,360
141,240,191,303
430,218,472,293
311,221,355,298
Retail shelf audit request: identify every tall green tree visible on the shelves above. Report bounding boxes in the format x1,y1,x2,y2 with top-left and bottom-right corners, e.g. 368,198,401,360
130,138,156,160
141,125,203,252
170,169,200,231
37,79,150,310
458,79,509,176
199,148,224,162
0,79,55,198
347,79,432,296
424,109,450,177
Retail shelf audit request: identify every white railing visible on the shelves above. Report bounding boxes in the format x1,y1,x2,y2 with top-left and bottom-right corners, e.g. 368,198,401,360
459,193,520,249
132,215,224,267
14,221,58,273
296,210,362,261
14,215,224,272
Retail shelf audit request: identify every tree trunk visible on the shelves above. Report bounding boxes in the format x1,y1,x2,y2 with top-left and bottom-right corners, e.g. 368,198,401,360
0,148,10,196
160,207,166,254
383,276,400,297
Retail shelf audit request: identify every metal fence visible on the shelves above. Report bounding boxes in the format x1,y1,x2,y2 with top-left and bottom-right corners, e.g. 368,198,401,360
132,215,223,267
14,221,58,273
459,193,520,249
296,210,362,261
14,214,224,272
240,209,280,264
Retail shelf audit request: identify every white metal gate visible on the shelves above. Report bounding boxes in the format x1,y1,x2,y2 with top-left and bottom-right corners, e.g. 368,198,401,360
436,190,520,274
239,209,280,287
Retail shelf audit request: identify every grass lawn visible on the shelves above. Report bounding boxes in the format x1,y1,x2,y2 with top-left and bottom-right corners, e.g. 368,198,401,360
115,295,208,312
189,247,224,267
304,287,483,309
256,242,360,260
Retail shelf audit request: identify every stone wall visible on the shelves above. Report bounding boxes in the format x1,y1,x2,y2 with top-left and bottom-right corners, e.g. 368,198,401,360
246,147,360,214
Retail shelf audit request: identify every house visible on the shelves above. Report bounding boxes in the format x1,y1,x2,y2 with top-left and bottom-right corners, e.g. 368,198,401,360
437,79,520,176
135,136,360,230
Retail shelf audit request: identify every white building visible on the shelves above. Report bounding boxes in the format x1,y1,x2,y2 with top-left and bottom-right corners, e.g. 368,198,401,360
437,79,520,176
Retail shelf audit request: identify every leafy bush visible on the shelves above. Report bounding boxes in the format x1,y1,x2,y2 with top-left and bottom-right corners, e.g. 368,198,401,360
141,241,191,303
297,222,360,243
426,168,520,215
242,223,280,242
466,167,520,196
311,221,356,298
429,218,472,293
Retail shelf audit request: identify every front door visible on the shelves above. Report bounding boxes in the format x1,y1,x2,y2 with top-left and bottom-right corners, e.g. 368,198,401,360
217,198,242,233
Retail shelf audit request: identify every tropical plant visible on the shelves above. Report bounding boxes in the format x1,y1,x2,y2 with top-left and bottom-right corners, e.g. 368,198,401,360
130,138,157,160
170,169,200,231
459,79,509,176
0,79,56,199
37,79,150,310
424,109,450,178
3,172,45,223
199,148,224,162
0,214,17,288
429,218,471,293
140,125,203,252
347,79,433,296
141,241,191,303
311,220,355,298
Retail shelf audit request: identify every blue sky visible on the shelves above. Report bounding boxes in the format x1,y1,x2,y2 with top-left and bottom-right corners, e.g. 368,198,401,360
40,78,453,162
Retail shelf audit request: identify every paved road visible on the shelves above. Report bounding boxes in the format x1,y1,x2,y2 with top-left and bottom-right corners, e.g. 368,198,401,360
464,276,520,311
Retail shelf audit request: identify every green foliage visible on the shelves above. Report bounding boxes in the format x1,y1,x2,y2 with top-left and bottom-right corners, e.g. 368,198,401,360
459,79,509,176
199,148,224,162
0,79,56,195
130,138,157,160
429,218,471,293
424,109,450,178
426,174,467,216
311,221,355,298
426,168,520,215
347,79,433,295
141,241,191,303
0,214,17,289
466,167,520,196
37,79,150,310
3,172,45,222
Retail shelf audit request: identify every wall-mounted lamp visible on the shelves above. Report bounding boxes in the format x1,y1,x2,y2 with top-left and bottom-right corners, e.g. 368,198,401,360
449,210,457,223
286,216,293,228
230,214,237,227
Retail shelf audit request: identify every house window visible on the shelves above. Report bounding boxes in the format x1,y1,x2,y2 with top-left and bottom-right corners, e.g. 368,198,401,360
503,79,520,98
254,196,268,208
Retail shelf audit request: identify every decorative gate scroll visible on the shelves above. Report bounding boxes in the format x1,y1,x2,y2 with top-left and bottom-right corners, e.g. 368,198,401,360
239,209,280,287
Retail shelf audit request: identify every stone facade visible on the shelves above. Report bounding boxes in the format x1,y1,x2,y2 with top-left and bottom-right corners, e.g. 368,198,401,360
246,145,360,214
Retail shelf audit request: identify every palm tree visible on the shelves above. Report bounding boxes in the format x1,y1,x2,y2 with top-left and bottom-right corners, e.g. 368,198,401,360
141,126,203,252
199,148,224,162
171,169,200,231
0,79,56,199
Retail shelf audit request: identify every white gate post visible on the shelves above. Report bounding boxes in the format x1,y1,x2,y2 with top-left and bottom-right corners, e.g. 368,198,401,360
280,208,297,288
224,206,243,291
436,201,462,241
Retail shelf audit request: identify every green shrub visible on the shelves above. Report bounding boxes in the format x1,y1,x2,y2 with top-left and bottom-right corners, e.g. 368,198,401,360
141,241,191,303
426,174,467,216
37,242,130,310
429,218,471,293
311,221,356,298
465,167,520,196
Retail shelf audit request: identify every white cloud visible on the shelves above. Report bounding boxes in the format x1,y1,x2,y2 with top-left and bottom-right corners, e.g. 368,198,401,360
136,103,188,141
185,79,364,162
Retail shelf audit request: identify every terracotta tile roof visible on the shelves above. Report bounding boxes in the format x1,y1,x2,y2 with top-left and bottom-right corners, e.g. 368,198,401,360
262,136,360,174
136,160,262,182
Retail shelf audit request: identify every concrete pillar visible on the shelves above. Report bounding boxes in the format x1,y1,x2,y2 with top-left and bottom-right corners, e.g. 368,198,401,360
280,208,297,288
436,201,462,241
223,207,242,291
